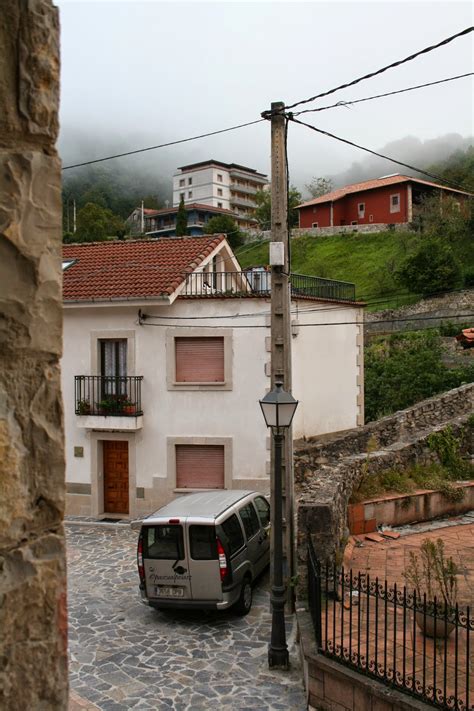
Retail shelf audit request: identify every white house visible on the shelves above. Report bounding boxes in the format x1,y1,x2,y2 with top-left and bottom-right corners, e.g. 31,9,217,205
172,159,268,229
62,236,364,519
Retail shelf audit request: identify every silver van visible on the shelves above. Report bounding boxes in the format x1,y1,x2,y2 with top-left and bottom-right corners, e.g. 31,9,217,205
137,490,270,615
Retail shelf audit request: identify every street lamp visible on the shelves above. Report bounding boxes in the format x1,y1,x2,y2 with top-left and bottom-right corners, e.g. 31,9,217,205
259,381,298,669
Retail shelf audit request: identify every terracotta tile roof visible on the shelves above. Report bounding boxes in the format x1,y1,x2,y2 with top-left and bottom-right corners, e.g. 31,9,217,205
63,236,225,302
145,203,235,218
296,175,472,208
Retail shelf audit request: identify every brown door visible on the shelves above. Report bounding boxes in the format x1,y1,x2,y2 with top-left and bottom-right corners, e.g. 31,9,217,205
103,440,129,514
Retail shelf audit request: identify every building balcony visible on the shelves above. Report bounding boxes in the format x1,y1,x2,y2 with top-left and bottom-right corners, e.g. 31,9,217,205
229,195,257,209
229,169,267,185
75,375,144,430
230,182,258,196
182,271,356,301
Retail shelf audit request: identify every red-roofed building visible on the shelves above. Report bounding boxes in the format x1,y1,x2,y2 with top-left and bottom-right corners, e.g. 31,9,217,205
62,236,365,519
296,174,472,230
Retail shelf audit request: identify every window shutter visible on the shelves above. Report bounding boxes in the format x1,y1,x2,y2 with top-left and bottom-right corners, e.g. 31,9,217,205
175,337,224,382
176,445,225,489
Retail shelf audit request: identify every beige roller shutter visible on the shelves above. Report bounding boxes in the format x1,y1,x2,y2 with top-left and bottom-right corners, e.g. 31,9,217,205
176,445,225,489
175,337,224,382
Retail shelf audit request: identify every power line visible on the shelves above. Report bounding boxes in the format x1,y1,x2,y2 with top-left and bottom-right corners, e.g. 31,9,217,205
62,119,265,171
284,27,474,111
288,116,472,194
292,72,474,116
139,312,474,329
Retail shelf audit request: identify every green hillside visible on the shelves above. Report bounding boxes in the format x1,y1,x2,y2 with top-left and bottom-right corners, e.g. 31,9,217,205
236,229,473,310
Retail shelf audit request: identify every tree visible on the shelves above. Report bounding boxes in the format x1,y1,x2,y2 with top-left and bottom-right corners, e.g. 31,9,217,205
205,215,244,248
305,176,334,199
254,185,302,229
395,238,462,296
411,193,472,245
73,202,125,242
175,197,188,236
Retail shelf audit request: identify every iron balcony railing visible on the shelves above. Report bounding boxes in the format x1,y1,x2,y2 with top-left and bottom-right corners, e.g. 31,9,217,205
182,271,356,301
75,376,143,417
307,539,473,711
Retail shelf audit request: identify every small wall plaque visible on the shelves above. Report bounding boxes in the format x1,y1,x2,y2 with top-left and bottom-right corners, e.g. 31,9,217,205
74,446,84,458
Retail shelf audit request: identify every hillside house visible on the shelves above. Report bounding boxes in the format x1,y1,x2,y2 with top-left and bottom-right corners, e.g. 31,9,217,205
143,202,237,237
62,236,364,519
296,174,471,230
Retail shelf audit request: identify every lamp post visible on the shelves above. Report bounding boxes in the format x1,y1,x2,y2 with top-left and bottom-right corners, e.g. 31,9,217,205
259,381,298,669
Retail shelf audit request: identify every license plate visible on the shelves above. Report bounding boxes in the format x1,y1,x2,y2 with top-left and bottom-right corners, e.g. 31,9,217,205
155,585,184,598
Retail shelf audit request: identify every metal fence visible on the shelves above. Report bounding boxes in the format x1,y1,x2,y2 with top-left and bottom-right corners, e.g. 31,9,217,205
75,375,143,416
307,539,473,710
182,270,356,302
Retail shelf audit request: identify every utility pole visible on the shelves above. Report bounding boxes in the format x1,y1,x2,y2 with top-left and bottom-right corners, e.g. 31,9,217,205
73,199,77,234
266,101,295,608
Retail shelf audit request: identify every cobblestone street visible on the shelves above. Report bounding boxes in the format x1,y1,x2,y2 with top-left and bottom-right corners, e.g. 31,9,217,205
67,524,305,711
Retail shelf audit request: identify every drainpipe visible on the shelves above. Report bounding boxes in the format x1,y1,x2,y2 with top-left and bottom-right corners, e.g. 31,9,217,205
330,201,334,227
407,184,413,223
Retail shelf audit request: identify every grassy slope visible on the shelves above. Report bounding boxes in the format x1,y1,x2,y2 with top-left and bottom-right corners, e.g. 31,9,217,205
237,230,473,310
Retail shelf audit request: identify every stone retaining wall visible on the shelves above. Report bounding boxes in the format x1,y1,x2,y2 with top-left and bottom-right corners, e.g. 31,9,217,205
294,384,474,597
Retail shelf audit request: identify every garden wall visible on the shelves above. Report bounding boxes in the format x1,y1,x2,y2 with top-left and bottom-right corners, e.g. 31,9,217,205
294,383,473,596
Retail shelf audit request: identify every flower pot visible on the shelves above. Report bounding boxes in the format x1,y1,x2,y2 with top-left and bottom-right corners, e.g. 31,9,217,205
122,405,136,416
415,611,455,638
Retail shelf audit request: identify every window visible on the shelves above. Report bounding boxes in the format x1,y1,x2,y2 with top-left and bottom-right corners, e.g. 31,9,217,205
180,192,185,201
351,220,358,226
188,177,193,186
254,496,270,527
190,525,217,560
312,207,317,214
390,194,400,213
179,179,185,187
217,188,223,197
312,222,318,228
145,525,184,560
175,336,224,383
238,503,260,540
217,202,223,208
221,514,244,556
217,173,223,182
100,339,127,395
358,202,365,217
175,444,224,488
369,214,374,222
188,191,193,199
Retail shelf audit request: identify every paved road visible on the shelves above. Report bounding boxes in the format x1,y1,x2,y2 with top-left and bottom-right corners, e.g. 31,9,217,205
67,524,306,711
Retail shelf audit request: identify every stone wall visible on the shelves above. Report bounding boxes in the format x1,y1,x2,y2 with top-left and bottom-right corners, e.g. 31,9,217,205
0,2,67,709
365,289,474,336
295,384,474,596
244,223,408,242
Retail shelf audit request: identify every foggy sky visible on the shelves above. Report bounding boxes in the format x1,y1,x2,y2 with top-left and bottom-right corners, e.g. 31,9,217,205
57,1,473,191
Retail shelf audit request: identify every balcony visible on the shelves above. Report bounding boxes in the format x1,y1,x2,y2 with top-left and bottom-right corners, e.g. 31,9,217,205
230,182,258,196
230,195,257,209
75,376,144,431
182,271,356,301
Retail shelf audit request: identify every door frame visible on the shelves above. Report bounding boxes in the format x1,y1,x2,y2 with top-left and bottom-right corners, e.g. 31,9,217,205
90,431,137,519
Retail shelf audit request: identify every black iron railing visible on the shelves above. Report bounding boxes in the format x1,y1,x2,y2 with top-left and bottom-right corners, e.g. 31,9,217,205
183,271,356,301
307,539,473,710
75,376,143,416
291,273,356,301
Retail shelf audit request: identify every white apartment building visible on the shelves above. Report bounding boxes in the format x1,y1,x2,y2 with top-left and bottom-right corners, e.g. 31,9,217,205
172,160,268,229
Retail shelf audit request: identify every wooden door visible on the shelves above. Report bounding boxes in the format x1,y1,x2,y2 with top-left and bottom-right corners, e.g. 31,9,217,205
103,440,129,514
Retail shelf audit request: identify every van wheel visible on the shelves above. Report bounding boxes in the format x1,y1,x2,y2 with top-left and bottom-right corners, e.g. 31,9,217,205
234,578,252,616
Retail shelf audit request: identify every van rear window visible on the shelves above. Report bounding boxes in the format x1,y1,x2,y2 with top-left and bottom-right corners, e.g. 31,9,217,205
144,526,184,560
189,525,217,560
221,514,244,556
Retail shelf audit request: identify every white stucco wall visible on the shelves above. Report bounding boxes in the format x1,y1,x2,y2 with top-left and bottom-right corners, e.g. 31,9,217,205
62,295,363,516
172,166,231,209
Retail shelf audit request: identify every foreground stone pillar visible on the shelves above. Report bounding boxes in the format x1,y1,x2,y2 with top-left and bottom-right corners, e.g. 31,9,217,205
0,2,68,708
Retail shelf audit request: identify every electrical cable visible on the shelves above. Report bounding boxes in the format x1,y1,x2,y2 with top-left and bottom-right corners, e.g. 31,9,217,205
62,119,265,171
139,312,474,329
292,72,474,116
288,116,473,194
284,27,474,111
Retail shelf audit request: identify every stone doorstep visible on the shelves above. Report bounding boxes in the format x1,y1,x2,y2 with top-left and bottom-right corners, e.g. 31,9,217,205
69,691,100,710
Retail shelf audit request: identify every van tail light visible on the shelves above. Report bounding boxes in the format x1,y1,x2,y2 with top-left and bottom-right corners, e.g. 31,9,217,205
216,537,228,584
137,534,145,584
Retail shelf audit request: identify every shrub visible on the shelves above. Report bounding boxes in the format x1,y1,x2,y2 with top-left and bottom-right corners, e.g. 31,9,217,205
395,239,462,296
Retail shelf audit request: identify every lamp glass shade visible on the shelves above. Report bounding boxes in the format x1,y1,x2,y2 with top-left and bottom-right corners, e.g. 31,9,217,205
259,382,298,429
